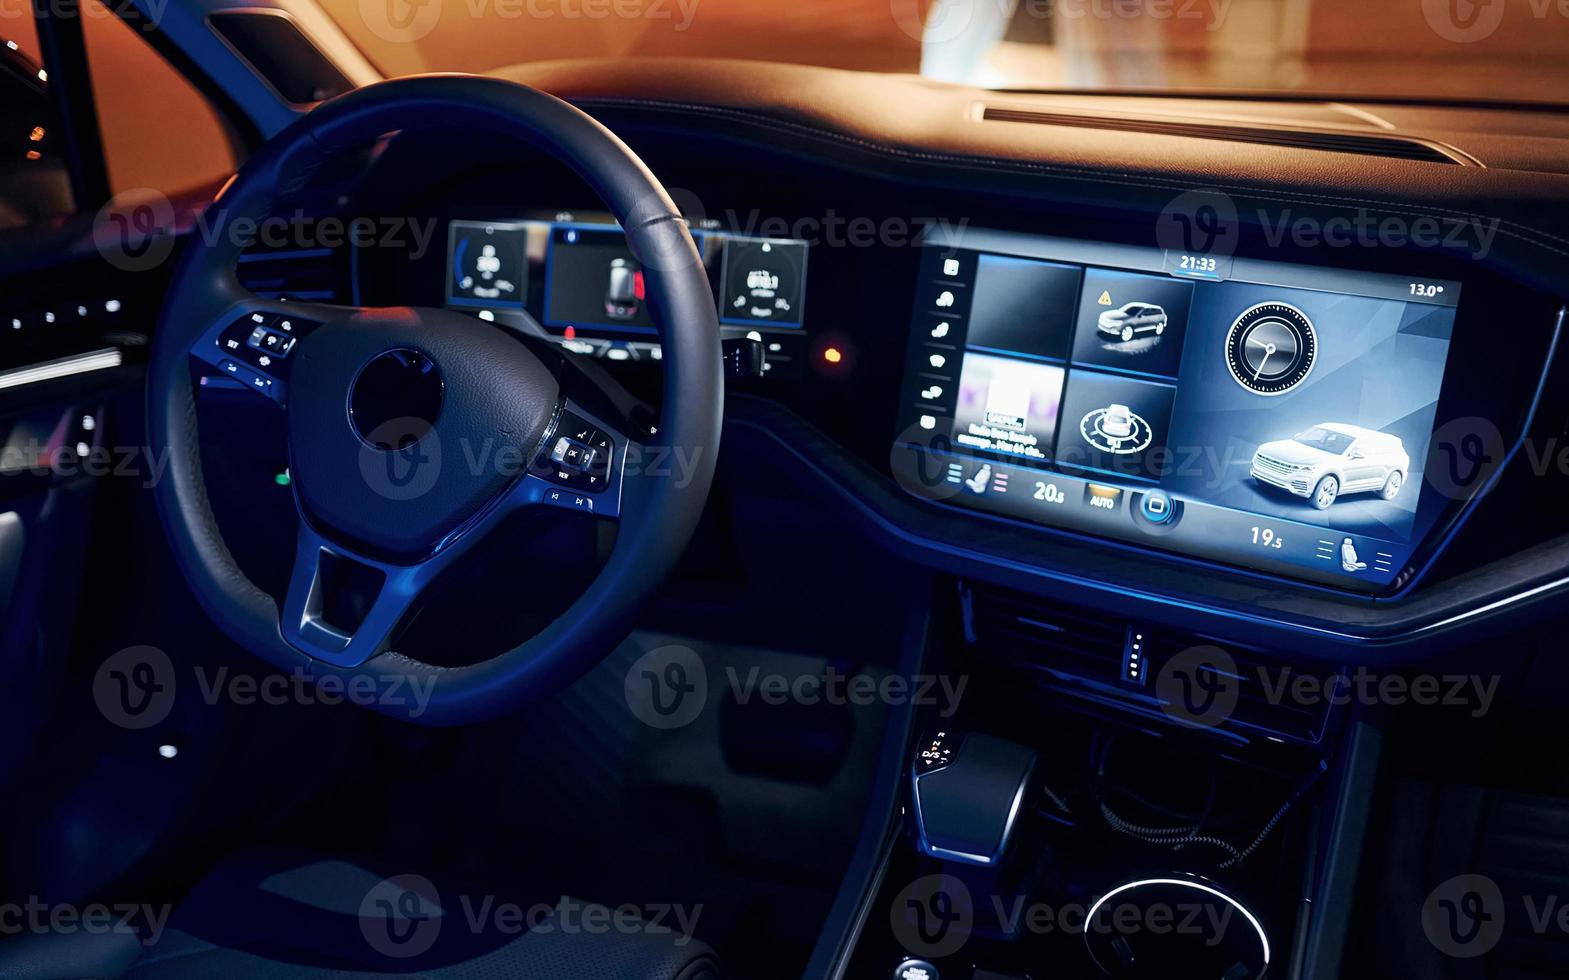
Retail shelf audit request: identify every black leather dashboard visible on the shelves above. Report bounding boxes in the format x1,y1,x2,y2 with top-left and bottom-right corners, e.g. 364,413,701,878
343,57,1569,665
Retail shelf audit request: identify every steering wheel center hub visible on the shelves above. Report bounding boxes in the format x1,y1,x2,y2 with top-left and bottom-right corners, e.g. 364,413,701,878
286,308,561,559
349,348,445,451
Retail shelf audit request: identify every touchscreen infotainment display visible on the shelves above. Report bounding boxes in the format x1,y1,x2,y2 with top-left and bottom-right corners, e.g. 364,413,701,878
892,227,1462,592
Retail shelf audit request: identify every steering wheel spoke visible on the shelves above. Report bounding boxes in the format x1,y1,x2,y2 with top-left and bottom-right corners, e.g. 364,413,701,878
279,396,627,668
522,399,629,520
188,291,344,406
280,520,453,668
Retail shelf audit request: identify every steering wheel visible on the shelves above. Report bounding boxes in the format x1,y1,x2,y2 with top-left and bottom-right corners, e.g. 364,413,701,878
147,76,723,726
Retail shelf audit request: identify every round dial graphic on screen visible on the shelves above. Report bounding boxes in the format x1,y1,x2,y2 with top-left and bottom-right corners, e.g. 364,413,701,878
1225,302,1317,395
449,222,526,307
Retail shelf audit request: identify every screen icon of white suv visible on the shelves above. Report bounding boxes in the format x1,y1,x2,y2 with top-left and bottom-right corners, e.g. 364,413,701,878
1250,423,1409,510
1096,302,1168,343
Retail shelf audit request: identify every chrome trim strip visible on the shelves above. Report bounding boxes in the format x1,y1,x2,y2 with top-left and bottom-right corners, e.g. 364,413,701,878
0,349,123,391
1085,877,1271,970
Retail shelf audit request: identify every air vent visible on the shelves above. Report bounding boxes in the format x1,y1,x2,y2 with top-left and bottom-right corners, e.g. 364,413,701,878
981,105,1474,165
237,247,346,302
962,583,1336,744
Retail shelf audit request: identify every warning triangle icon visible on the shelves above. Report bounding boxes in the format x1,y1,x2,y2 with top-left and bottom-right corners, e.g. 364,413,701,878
1097,290,1113,305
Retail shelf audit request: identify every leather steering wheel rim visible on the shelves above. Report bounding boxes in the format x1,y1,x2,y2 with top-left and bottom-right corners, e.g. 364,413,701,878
147,75,723,726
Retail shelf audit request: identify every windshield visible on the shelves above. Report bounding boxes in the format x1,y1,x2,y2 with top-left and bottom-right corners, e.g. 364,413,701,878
326,0,1569,105
1293,427,1355,453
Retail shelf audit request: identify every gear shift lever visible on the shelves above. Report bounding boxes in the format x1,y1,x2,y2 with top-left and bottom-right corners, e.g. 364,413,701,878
911,731,1037,866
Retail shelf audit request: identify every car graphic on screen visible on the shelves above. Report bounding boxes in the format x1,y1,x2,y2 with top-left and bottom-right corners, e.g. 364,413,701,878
1101,404,1134,439
1096,302,1168,342
1250,423,1410,510
605,257,642,320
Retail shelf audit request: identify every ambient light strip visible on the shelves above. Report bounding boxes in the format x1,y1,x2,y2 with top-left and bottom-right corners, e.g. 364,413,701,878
0,349,123,391
1085,877,1270,968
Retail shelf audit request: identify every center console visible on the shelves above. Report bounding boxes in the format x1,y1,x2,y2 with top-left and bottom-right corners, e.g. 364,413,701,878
827,584,1365,980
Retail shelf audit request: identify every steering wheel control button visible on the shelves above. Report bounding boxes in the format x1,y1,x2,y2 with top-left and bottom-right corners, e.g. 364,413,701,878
550,436,596,471
542,487,594,512
558,412,597,444
216,312,319,384
247,324,296,358
349,348,444,451
218,359,273,395
893,958,938,980
540,411,613,492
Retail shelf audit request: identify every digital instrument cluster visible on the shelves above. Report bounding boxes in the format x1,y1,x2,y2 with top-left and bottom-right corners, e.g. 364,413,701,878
445,216,809,367
891,226,1464,592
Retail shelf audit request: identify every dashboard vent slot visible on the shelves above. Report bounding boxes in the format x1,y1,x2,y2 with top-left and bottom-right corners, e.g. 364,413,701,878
963,583,1336,744
980,106,1472,165
236,246,346,302
1139,631,1335,744
969,587,1130,683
